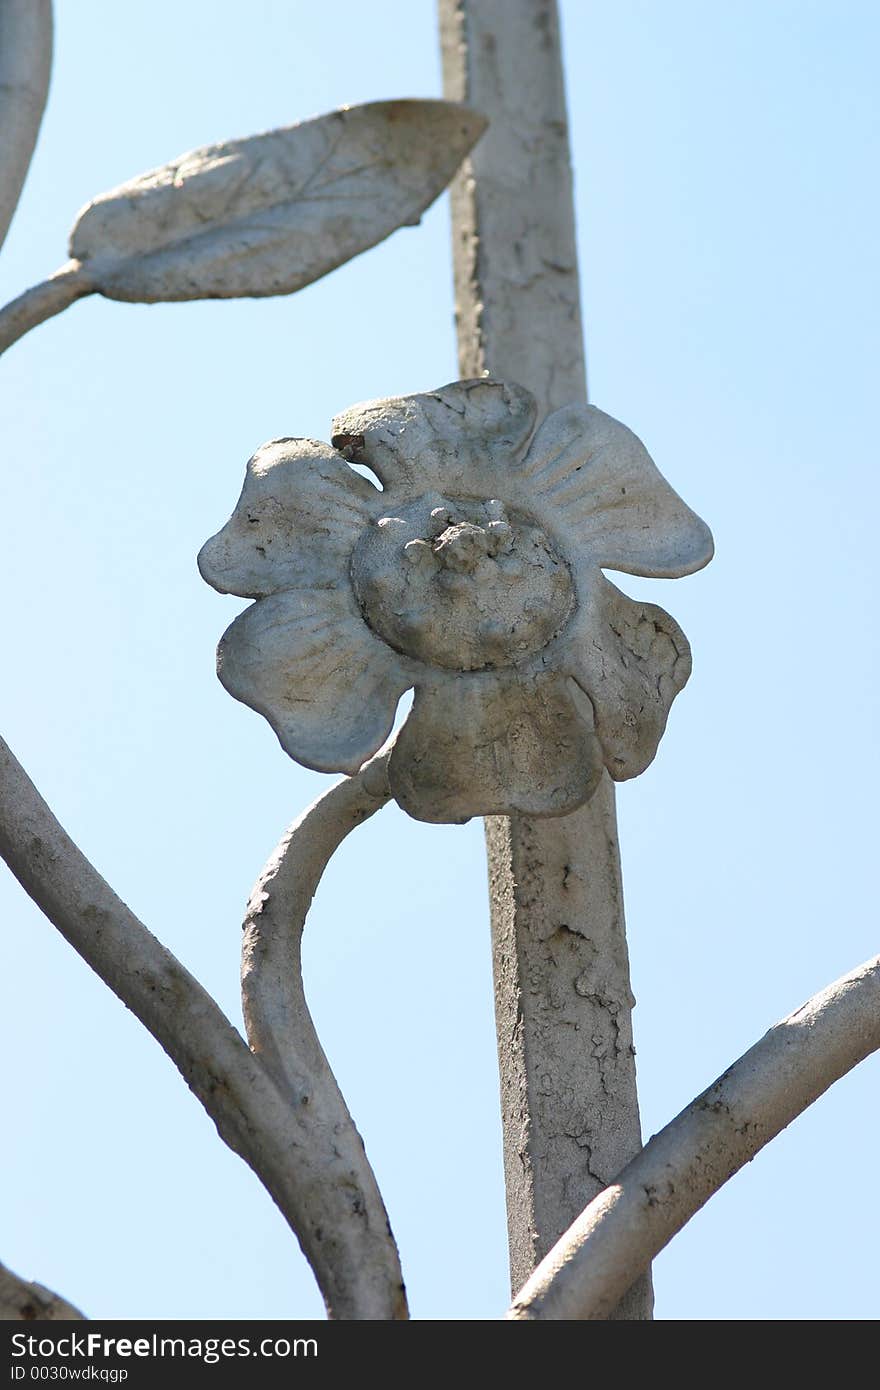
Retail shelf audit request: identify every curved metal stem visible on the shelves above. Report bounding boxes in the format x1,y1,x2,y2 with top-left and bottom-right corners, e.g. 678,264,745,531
0,732,404,1320
241,749,407,1317
242,750,391,1093
0,261,94,356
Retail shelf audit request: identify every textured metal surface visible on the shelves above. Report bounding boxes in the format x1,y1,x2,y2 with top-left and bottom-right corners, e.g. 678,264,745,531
440,0,657,1316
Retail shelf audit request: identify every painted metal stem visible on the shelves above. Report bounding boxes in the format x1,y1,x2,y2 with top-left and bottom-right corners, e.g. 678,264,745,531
508,954,880,1319
0,732,404,1320
240,750,408,1320
0,261,93,357
439,0,652,1317
242,750,392,1095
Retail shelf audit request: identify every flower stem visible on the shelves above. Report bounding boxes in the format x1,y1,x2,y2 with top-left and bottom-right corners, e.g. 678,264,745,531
0,729,405,1320
0,259,94,357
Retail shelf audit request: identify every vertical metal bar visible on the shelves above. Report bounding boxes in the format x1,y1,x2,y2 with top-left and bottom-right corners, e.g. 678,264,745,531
439,0,652,1317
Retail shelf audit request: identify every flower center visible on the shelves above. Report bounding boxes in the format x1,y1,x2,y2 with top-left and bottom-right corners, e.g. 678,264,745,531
351,494,575,671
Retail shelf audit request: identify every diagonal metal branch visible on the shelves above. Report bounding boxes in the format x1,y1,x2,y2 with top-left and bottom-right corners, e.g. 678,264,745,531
508,954,880,1319
0,733,405,1319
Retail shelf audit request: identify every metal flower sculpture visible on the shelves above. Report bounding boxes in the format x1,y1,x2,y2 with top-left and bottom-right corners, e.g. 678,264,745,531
199,379,713,823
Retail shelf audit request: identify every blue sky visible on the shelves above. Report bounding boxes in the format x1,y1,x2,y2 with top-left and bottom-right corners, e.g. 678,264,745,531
1,0,878,1320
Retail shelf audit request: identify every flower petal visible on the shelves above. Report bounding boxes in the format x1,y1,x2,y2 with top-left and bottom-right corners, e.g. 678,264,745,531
388,671,603,824
565,576,692,780
198,437,379,598
217,588,411,774
330,378,537,496
518,403,714,578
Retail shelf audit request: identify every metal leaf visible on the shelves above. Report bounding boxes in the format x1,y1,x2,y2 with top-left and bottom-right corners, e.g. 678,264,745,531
68,100,487,303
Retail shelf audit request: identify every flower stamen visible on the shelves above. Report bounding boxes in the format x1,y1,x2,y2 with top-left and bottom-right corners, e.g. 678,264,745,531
351,494,575,672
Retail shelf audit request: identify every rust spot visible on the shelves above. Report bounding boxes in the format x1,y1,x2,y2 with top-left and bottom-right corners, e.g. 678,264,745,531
383,100,415,123
331,431,365,460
